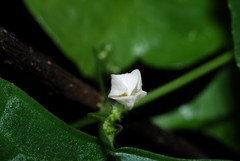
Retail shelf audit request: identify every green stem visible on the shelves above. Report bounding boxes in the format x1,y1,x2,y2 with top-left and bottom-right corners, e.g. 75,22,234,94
94,45,111,97
97,67,106,97
71,51,233,128
134,51,233,108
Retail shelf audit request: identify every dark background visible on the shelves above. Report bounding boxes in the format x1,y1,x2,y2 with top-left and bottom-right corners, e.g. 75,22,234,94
0,0,239,160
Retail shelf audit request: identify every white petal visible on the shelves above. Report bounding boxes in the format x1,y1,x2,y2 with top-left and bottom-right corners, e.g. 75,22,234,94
114,71,138,95
135,91,147,102
108,75,127,97
110,95,135,110
108,69,147,110
131,69,142,90
110,91,146,110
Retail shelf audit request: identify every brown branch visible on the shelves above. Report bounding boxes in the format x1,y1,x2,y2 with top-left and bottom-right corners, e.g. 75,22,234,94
0,27,102,110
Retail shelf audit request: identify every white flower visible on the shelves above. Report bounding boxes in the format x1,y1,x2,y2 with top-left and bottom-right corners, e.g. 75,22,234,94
108,69,147,110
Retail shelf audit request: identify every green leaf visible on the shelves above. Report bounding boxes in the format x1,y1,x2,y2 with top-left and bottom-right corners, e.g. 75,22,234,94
229,0,240,69
204,119,240,153
112,147,228,161
0,77,107,160
151,67,234,130
0,78,229,161
151,67,240,153
23,0,226,78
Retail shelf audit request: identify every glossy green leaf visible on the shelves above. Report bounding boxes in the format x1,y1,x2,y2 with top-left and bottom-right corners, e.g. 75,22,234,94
151,68,234,130
0,77,107,160
24,0,226,78
151,67,240,153
112,147,228,161
229,0,240,69
0,78,230,161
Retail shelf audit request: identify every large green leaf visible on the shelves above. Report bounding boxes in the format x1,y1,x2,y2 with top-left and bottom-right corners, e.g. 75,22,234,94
24,0,226,78
0,77,107,160
113,147,228,161
229,0,240,69
151,67,240,152
0,77,229,160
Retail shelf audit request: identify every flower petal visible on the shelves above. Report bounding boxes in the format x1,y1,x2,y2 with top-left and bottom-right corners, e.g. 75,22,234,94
131,69,143,90
114,71,138,95
108,75,127,97
108,69,147,110
110,95,136,110
135,91,147,102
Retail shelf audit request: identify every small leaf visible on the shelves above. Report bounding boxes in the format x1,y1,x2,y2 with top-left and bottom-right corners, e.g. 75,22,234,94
229,0,240,69
23,0,226,78
204,119,240,154
0,77,107,160
151,67,234,130
151,67,240,153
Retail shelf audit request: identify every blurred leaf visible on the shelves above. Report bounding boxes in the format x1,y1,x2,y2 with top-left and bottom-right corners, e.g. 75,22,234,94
113,147,228,161
204,119,240,153
0,77,107,160
151,67,240,152
24,0,226,78
229,0,240,69
151,68,234,130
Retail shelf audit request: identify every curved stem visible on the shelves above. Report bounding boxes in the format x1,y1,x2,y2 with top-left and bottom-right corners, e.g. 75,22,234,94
71,51,234,128
134,51,233,108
